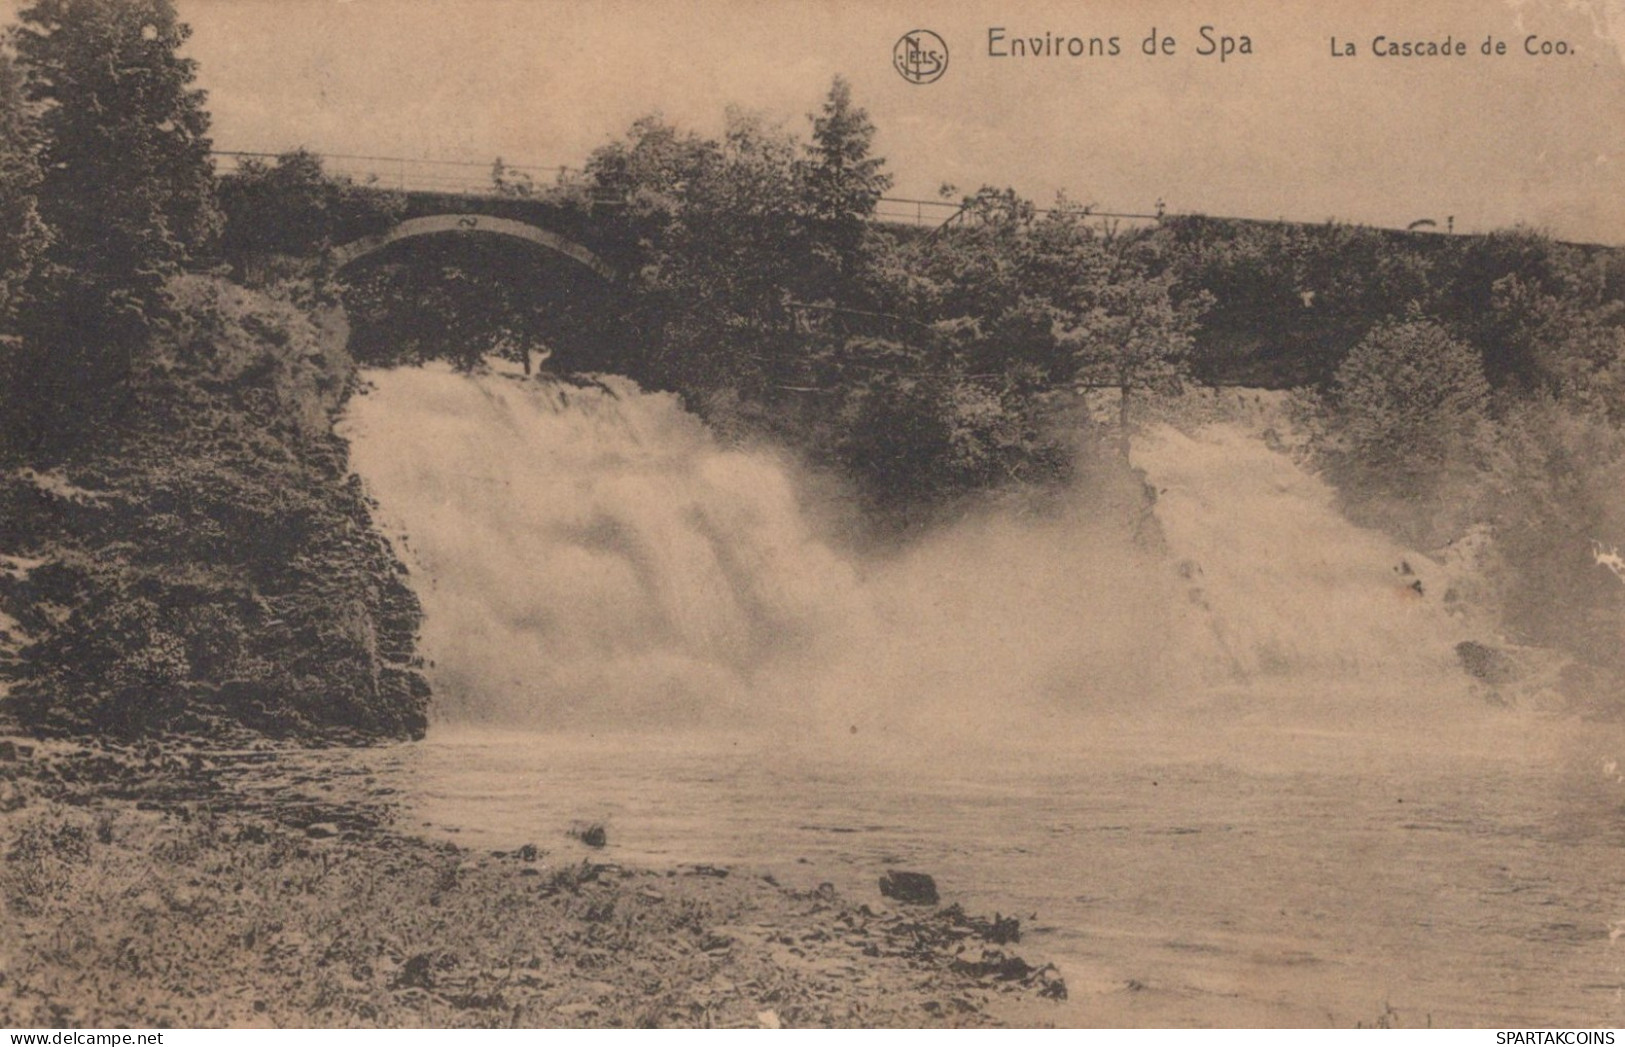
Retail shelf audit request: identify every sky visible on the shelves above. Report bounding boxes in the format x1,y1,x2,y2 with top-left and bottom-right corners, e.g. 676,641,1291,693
96,0,1625,243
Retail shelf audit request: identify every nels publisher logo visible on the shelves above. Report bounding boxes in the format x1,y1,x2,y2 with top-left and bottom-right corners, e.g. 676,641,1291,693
893,30,948,83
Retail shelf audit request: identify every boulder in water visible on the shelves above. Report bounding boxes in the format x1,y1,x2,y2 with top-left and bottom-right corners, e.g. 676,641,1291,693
879,870,939,906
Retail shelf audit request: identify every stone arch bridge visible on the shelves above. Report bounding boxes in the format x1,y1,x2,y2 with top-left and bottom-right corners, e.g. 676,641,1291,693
333,212,616,281
331,190,629,282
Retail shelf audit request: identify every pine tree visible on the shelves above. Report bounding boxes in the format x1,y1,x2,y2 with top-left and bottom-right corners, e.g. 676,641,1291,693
16,0,219,302
8,0,220,447
802,77,890,301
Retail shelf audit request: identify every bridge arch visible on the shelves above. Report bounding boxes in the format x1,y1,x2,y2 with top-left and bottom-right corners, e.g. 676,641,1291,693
332,213,616,280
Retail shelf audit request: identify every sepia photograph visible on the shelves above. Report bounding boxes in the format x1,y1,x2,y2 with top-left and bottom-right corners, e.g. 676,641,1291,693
0,0,1623,1032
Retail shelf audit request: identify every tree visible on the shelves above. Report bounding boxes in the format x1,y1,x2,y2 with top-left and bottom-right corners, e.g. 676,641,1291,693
16,0,219,313
887,187,1062,383
585,114,720,217
216,149,403,270
490,157,537,198
1324,318,1493,495
585,109,808,395
6,0,221,450
1432,228,1562,389
1059,245,1204,458
1483,245,1625,421
893,188,1203,458
0,49,50,455
800,76,891,303
805,77,889,223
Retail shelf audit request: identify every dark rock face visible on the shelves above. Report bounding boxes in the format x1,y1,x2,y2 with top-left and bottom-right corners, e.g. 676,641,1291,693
572,823,607,848
0,276,429,742
1456,640,1519,685
879,870,939,906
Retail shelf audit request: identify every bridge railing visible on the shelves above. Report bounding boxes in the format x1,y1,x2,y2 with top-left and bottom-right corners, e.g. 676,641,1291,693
209,149,1165,231
211,150,585,197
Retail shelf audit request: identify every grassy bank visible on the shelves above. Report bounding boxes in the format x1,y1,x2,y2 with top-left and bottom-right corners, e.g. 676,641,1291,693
0,740,1067,1029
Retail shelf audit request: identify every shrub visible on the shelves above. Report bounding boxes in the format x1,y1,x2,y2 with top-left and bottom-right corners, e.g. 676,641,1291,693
1481,397,1625,702
217,149,405,274
1323,319,1493,497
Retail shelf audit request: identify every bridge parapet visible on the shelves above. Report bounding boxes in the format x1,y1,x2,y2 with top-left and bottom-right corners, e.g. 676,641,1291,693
213,148,1166,276
211,149,1005,233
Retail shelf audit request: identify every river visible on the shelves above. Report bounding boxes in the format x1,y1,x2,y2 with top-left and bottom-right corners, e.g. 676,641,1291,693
339,365,1625,1027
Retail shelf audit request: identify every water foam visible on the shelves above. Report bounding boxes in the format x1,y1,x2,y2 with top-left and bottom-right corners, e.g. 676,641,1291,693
343,366,1479,737
343,364,867,726
1137,423,1473,685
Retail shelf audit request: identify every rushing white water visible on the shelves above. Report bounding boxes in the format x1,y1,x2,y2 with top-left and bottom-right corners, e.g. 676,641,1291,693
343,365,1484,736
1135,423,1482,712
342,364,1201,737
338,364,1625,1026
344,365,857,726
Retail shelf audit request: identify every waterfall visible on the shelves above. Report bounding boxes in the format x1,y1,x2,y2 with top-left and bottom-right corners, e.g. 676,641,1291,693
342,365,1477,737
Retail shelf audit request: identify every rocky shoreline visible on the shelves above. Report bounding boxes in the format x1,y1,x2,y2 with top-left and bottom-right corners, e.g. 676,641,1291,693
0,738,1067,1028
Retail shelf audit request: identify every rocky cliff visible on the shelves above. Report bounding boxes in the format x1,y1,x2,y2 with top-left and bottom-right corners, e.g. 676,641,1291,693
0,275,428,741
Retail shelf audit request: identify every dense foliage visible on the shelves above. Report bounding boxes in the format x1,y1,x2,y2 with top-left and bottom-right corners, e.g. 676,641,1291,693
1318,319,1494,497
0,277,429,739
569,86,1203,516
17,0,219,282
3,0,221,456
1157,216,1625,397
0,3,428,740
216,148,405,273
0,54,47,326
